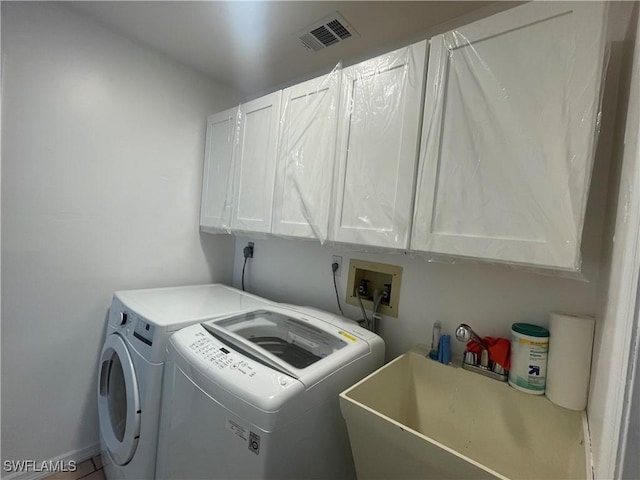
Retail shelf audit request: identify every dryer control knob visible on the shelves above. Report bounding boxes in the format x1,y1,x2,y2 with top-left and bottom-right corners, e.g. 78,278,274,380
119,312,128,326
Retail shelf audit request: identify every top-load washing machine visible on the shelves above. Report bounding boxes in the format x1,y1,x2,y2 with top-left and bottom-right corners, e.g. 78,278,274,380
97,284,271,480
155,304,385,480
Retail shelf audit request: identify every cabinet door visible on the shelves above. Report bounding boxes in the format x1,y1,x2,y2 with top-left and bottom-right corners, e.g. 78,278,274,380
332,41,427,249
230,91,282,233
411,2,607,269
272,73,339,241
200,108,238,232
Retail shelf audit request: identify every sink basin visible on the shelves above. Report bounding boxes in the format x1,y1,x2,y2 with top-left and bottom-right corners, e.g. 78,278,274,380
340,347,588,480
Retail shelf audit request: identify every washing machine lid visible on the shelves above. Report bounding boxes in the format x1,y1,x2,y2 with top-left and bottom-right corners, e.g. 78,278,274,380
201,306,371,387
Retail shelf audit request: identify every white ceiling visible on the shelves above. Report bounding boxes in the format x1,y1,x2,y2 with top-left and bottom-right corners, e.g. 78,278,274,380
68,1,516,97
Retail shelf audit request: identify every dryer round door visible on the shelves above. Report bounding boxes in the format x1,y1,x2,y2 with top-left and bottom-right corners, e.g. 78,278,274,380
97,333,141,466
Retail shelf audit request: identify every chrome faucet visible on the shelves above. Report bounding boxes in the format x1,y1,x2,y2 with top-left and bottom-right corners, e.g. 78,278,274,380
455,323,508,382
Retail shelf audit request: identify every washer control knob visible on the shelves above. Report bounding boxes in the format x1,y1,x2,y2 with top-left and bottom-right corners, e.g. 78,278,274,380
119,312,128,326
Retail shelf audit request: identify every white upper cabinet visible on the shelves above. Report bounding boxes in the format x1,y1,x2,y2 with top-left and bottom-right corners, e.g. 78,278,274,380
411,2,608,269
200,107,237,233
332,41,428,249
230,91,282,233
272,72,340,241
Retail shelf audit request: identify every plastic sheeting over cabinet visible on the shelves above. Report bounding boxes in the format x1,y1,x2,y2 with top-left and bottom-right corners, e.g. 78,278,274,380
200,68,341,241
273,69,341,241
411,1,609,270
201,1,609,273
200,107,237,232
332,41,427,249
232,92,282,233
199,92,283,235
200,39,428,248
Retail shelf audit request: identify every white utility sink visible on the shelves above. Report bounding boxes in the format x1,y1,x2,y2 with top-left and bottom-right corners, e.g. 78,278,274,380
340,346,589,480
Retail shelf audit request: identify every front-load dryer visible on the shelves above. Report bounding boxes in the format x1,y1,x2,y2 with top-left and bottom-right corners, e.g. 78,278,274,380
155,304,385,480
97,284,270,480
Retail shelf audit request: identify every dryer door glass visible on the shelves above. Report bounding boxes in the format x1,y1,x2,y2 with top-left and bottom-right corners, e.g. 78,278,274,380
106,352,127,441
97,334,141,466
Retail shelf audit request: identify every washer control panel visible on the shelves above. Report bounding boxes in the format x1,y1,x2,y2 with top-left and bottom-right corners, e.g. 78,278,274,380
188,334,258,378
173,324,304,410
133,317,155,346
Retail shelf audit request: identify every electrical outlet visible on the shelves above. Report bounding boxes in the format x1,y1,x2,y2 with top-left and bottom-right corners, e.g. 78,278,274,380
331,255,343,277
244,242,254,259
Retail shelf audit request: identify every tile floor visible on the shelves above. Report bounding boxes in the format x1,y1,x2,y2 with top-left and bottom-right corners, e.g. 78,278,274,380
45,455,104,480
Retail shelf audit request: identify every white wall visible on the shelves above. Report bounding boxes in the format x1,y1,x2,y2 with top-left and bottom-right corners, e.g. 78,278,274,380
0,3,4,468
231,223,606,362
589,4,640,479
1,2,237,469
621,324,640,479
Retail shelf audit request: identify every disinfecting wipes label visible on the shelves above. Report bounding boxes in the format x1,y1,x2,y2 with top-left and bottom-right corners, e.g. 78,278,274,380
509,336,548,393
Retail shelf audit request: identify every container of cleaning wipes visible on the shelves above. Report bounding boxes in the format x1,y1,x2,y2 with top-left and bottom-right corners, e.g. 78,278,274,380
508,323,549,395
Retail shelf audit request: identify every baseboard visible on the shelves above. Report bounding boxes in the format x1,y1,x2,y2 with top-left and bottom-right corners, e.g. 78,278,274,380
2,443,100,480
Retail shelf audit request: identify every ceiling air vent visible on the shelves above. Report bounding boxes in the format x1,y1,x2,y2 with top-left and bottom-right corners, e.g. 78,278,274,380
297,12,358,52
